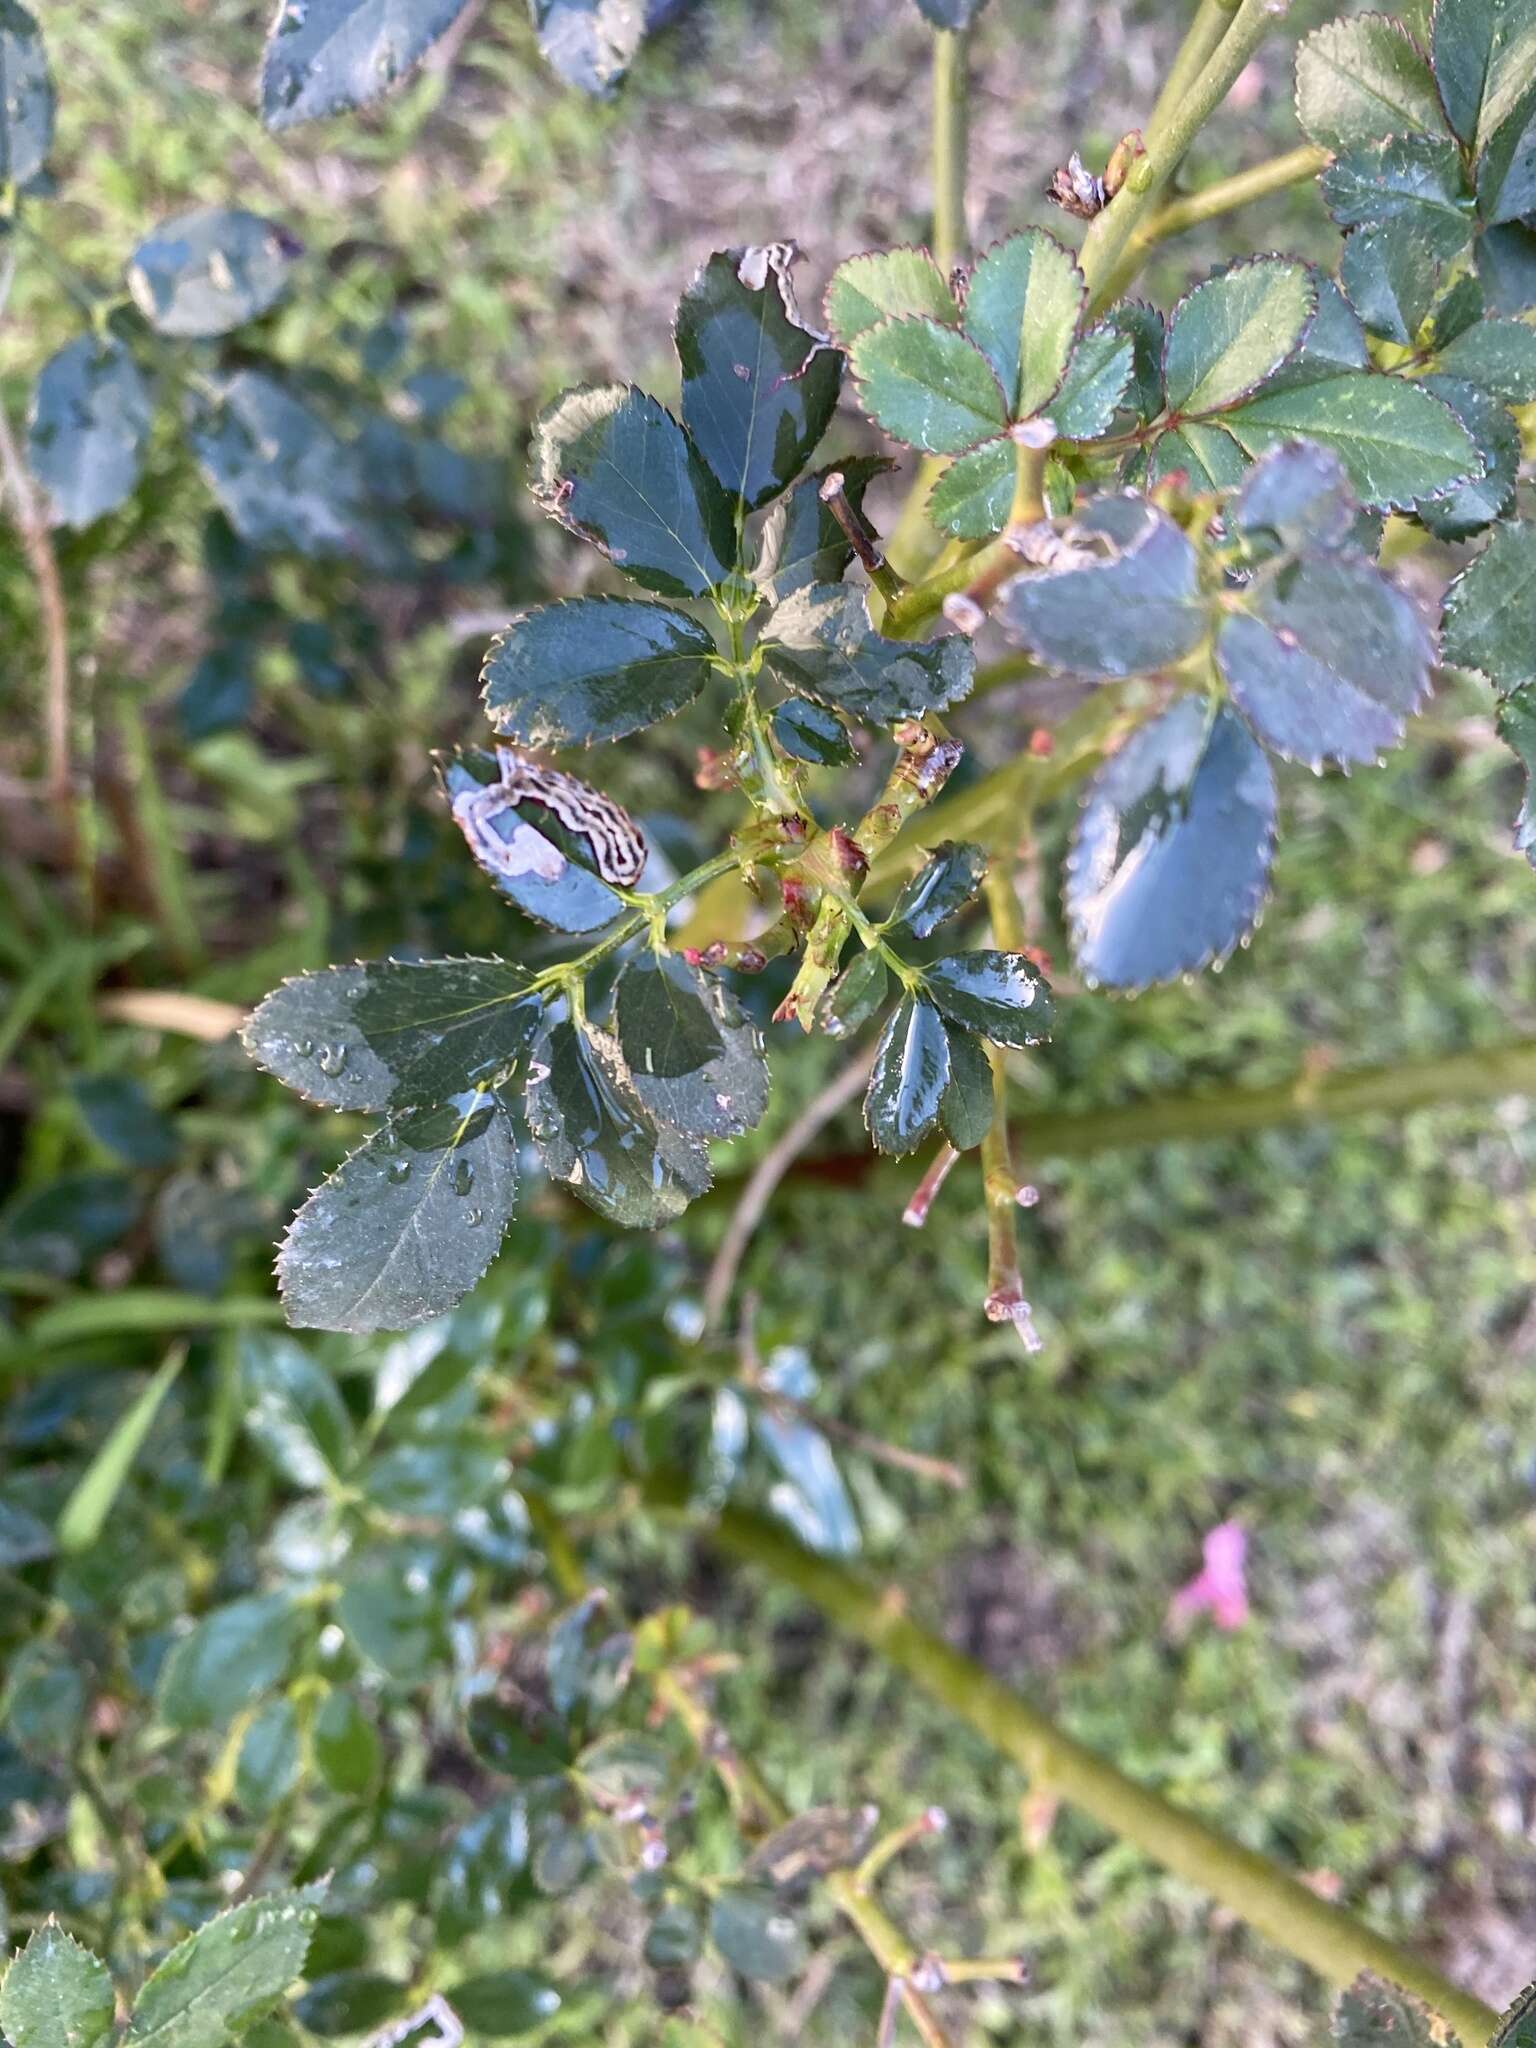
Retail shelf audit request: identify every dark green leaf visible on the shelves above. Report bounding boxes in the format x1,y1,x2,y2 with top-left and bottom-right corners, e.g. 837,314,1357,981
72,1074,177,1167
2,1643,85,1759
1496,682,1536,869
1417,374,1519,538
28,336,152,530
927,436,1013,540
1164,259,1316,413
1480,221,1536,312
277,1090,519,1334
644,1903,702,1970
1144,421,1247,491
186,371,395,566
849,317,1009,453
437,748,627,934
1104,300,1165,421
526,1015,710,1226
312,1688,380,1796
338,1544,449,1677
824,247,957,346
770,695,857,764
0,1499,52,1567
710,1888,808,1981
1433,315,1536,399
481,596,718,747
127,208,300,338
303,1922,368,1983
865,996,950,1154
531,383,736,597
0,1926,113,2048
1443,518,1536,686
291,1973,406,2039
994,494,1205,678
158,1594,305,1731
1259,274,1371,388
236,1698,302,1816
1051,323,1135,439
961,229,1084,419
437,1795,534,1929
575,1730,671,1802
924,950,1051,1048
1229,438,1357,551
676,245,843,514
1223,370,1479,509
754,455,893,601
1332,1972,1459,2046
0,1171,136,1281
245,957,541,1114
467,1696,572,1779
759,582,975,723
1319,134,1472,241
1340,220,1444,343
530,0,655,94
1434,0,1535,148
1066,698,1276,990
260,0,471,128
449,1972,561,2037
362,1438,502,1518
0,0,50,188
888,840,987,939
240,1334,353,1487
1428,267,1487,345
1294,15,1450,152
940,1026,994,1150
1217,552,1432,768
127,1892,324,2048
822,951,889,1039
614,951,769,1139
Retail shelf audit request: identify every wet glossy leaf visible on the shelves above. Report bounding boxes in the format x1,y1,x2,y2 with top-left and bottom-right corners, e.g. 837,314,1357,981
241,1333,353,1486
1496,683,1536,869
1294,16,1449,152
865,996,950,1155
1443,519,1536,686
849,317,1009,453
927,436,1013,539
676,245,843,515
1319,134,1472,242
822,951,889,1039
1433,316,1536,400
481,596,719,748
1066,698,1276,990
1333,1972,1458,2046
1217,551,1432,768
1340,220,1444,343
236,1698,302,1816
313,1688,381,1795
1229,439,1357,551
1164,259,1316,413
277,1091,517,1335
924,950,1051,1048
1051,323,1135,439
531,384,736,597
961,230,1083,422
127,209,300,338
1416,375,1519,539
291,1974,406,2039
759,582,975,723
28,335,152,530
2,1928,110,2048
889,840,987,939
436,749,626,934
467,1697,572,1779
824,247,957,346
754,456,892,601
771,695,856,765
614,951,769,1139
1223,370,1479,509
448,1971,561,2037
526,1016,710,1227
158,1594,306,1730
260,0,472,128
245,957,541,1114
940,1025,994,1150
710,1887,808,1982
186,371,395,565
0,0,51,189
995,495,1205,678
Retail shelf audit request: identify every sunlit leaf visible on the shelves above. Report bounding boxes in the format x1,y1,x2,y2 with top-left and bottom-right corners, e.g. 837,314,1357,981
927,436,1013,540
28,336,152,530
849,317,1009,453
56,1348,185,1552
924,950,1051,1047
1051,322,1135,439
710,1888,808,1981
888,840,987,939
158,1593,307,1730
1163,259,1316,413
995,494,1205,678
240,1331,354,1487
770,694,857,764
338,1542,450,1677
1,1926,114,2048
530,0,671,94
260,0,474,129
824,246,958,346
962,228,1084,420
823,951,889,1039
481,596,720,747
1223,370,1479,509
1294,15,1450,152
128,208,301,338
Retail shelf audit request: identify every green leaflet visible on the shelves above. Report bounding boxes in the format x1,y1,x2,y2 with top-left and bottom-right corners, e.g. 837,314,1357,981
960,228,1085,419
1495,682,1536,870
865,997,950,1155
1050,323,1136,439
709,1888,808,1982
1416,374,1519,539
849,316,1009,452
753,456,892,601
481,595,720,747
1318,133,1472,240
1163,259,1317,413
888,841,988,939
1340,220,1447,344
260,0,472,128
28,335,153,531
0,1926,114,2048
240,1331,354,1488
939,1026,994,1150
759,582,975,724
1432,315,1536,400
1294,14,1450,152
158,1593,307,1729
127,207,300,338
1443,519,1536,687
825,246,958,345
923,951,1052,1048
613,951,770,1139
0,0,52,186
55,1347,186,1552
927,437,1014,540
1222,370,1480,510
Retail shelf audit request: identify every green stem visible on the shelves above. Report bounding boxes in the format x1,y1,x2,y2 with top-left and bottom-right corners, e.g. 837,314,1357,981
534,849,745,1000
702,1502,1499,2045
1142,0,1244,154
930,28,969,283
1099,144,1330,304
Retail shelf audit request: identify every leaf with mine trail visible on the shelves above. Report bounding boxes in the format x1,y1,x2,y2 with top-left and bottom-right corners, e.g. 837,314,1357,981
614,950,769,1138
481,595,720,747
436,748,627,935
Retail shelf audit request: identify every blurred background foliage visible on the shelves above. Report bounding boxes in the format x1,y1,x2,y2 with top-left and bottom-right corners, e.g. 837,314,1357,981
2,1,1536,2042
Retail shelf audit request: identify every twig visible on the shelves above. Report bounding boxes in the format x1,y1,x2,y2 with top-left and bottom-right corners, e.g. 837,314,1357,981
703,1047,877,1335
757,1390,966,1492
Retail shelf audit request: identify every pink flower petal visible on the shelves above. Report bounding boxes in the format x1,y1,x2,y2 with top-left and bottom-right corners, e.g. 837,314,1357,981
1169,1521,1249,1631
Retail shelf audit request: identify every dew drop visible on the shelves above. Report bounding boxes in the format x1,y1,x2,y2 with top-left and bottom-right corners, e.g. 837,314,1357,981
452,1159,475,1196
318,1043,348,1076
295,1037,314,1057
387,1158,412,1184
465,1207,483,1225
